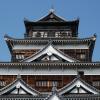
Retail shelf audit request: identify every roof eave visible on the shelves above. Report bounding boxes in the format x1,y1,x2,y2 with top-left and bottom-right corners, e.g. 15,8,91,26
88,34,97,61
4,35,13,54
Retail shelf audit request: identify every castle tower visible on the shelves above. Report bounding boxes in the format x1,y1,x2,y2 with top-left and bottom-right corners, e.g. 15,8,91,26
0,10,100,99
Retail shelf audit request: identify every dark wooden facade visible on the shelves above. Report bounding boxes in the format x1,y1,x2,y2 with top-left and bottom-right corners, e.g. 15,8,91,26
2,11,100,94
0,75,100,92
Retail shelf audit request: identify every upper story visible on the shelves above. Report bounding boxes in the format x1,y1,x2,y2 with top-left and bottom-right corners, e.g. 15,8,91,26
24,11,79,38
4,10,96,63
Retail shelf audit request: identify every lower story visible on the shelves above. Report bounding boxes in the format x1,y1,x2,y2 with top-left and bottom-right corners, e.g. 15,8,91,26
0,75,100,92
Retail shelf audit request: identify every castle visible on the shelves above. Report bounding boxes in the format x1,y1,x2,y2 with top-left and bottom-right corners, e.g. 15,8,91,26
0,10,100,99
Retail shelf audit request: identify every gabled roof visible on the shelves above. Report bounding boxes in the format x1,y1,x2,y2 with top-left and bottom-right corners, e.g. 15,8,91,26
37,11,66,22
0,75,40,96
4,34,96,60
24,11,79,36
58,76,100,95
21,42,79,62
4,34,96,43
24,11,79,23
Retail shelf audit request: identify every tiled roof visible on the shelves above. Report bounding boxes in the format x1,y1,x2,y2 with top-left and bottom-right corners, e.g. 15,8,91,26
0,75,40,95
21,42,79,62
58,76,100,95
4,34,96,43
0,62,100,67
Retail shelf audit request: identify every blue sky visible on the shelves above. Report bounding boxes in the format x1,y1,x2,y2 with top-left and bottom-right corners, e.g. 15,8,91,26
0,0,100,61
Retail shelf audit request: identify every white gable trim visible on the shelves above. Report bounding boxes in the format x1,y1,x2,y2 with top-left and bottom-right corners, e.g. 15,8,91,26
21,43,79,62
46,86,61,100
0,78,40,96
47,94,60,100
58,78,100,95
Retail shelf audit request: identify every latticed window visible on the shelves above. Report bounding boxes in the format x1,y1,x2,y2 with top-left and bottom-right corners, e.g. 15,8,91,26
93,81,100,87
40,32,44,37
44,32,47,37
36,81,58,87
55,32,60,37
80,54,86,59
0,80,6,87
32,31,37,37
16,54,24,59
64,31,72,37
39,32,47,37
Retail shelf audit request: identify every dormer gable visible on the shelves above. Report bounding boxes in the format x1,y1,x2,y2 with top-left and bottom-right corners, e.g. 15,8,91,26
21,42,79,63
58,76,100,95
0,75,40,96
38,11,66,22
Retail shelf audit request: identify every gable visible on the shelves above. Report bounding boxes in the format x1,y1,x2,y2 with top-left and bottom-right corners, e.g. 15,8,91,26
67,85,92,94
41,54,59,61
10,87,28,94
58,77,100,95
38,12,66,22
21,43,79,63
48,94,60,100
46,85,61,100
0,78,40,96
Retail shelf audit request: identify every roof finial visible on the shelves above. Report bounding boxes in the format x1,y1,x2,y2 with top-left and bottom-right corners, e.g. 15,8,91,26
49,5,55,13
92,33,97,41
52,82,57,94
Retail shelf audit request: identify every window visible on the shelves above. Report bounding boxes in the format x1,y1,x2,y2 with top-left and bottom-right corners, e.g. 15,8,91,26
55,32,60,37
44,32,47,37
93,81,100,87
55,32,59,37
0,80,6,87
61,31,72,37
80,54,86,59
40,32,47,37
32,32,37,37
36,81,58,87
16,54,24,59
55,31,72,38
40,32,44,37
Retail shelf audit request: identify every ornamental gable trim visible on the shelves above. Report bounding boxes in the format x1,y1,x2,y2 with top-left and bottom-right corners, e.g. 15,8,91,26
0,76,40,96
21,42,79,62
58,77,100,95
37,12,66,22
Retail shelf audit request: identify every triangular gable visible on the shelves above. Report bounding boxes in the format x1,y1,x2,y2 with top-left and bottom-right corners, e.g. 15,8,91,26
0,77,40,96
47,94,61,100
46,85,61,100
58,77,100,95
10,87,28,94
41,54,59,61
21,42,79,62
38,12,66,22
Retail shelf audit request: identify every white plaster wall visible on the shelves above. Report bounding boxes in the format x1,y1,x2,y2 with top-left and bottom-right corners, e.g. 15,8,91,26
0,66,100,75
13,44,89,50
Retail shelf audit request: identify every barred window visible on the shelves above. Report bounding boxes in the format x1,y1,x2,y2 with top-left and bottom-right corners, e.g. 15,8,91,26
80,54,86,59
55,32,60,37
93,81,100,87
36,81,58,87
32,32,37,37
40,32,47,37
0,80,6,86
16,54,24,59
